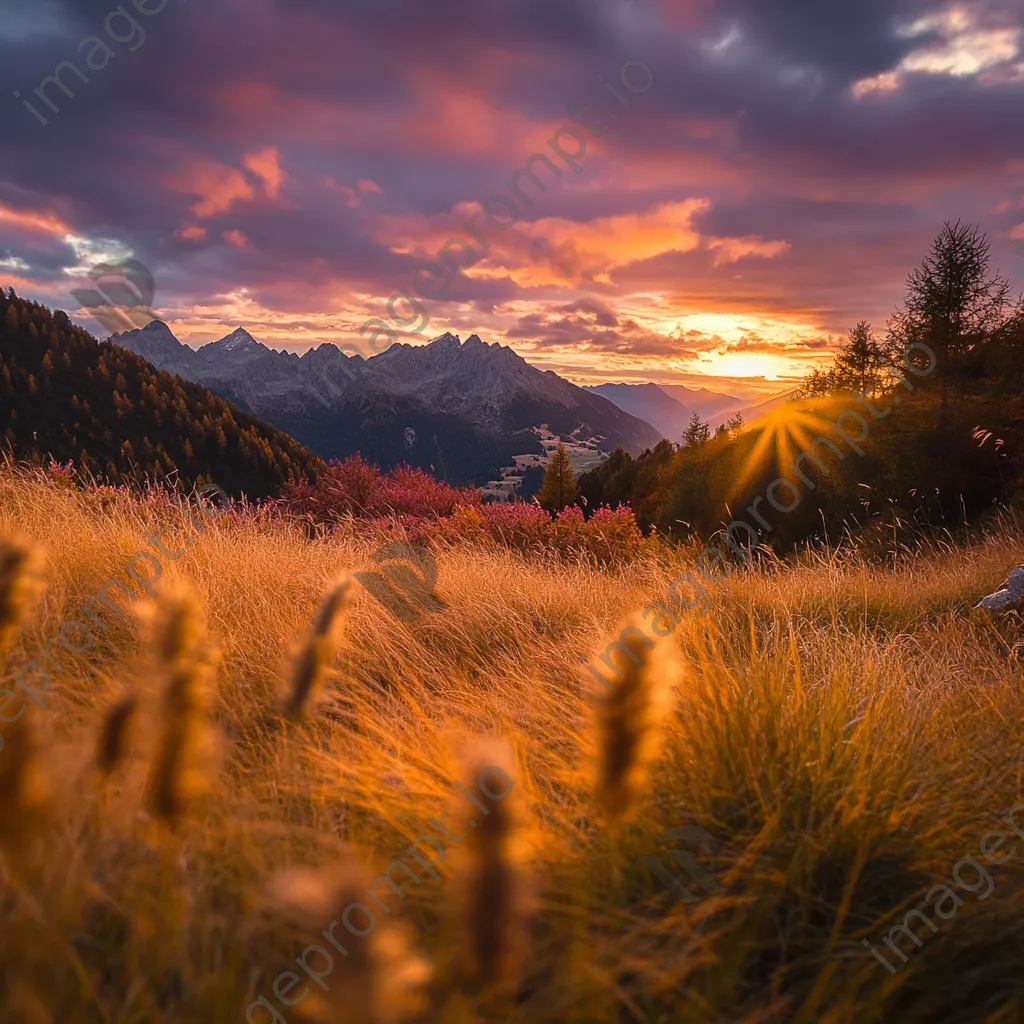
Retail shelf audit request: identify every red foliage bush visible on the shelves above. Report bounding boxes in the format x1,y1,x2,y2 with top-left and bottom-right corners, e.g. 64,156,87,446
278,455,481,523
279,456,647,565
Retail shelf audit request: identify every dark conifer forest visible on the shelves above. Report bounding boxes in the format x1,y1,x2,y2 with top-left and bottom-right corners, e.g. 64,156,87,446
0,288,323,498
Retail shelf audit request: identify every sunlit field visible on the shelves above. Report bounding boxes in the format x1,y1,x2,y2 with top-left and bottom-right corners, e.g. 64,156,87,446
3,463,1024,1023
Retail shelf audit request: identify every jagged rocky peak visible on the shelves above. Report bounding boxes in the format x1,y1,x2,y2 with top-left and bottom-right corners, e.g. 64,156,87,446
109,319,197,374
303,342,359,362
431,332,461,349
216,327,262,352
112,319,179,344
195,327,273,366
138,319,176,338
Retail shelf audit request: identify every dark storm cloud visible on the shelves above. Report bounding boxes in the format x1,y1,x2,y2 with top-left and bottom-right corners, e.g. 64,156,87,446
0,0,1021,368
714,0,933,78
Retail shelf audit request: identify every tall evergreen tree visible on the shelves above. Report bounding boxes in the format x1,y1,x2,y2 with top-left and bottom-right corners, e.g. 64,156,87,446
836,321,887,397
536,443,578,512
682,412,711,448
887,221,1015,417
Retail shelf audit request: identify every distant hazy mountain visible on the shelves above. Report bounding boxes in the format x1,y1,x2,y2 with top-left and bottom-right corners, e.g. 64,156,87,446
716,389,797,425
583,383,687,441
587,381,797,440
111,324,662,483
586,382,742,442
656,384,744,420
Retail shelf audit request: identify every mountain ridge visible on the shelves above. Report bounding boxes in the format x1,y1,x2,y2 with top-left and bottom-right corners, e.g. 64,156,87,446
111,322,663,483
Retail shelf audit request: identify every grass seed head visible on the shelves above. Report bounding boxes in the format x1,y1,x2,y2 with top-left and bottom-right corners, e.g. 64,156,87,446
97,693,138,777
455,736,532,994
273,854,431,1024
145,585,210,825
589,616,681,821
0,715,49,849
283,575,352,720
0,536,43,660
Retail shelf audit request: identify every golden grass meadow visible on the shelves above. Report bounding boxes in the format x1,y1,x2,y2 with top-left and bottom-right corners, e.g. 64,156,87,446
3,462,1024,1024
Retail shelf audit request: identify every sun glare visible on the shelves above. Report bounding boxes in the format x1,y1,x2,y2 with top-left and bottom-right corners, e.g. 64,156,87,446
729,404,833,499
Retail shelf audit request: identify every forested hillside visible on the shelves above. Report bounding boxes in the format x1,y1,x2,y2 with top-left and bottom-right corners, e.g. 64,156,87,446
0,288,324,498
579,223,1024,554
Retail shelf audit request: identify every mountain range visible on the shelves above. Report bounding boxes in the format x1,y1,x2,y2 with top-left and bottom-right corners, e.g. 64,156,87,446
585,382,793,442
111,322,663,484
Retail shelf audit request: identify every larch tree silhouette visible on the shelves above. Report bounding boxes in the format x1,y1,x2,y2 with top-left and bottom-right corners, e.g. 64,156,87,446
536,443,578,512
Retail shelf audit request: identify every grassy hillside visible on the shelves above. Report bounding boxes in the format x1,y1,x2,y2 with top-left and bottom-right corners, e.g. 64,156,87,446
0,288,324,498
2,464,1024,1022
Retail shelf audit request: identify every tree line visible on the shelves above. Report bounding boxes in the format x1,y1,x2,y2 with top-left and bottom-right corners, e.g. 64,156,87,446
572,222,1024,553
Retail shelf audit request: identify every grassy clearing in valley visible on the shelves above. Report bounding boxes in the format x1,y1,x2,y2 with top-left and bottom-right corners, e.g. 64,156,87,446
1,464,1024,1023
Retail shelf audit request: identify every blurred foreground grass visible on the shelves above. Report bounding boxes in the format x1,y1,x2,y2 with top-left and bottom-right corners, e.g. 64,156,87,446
1,464,1024,1023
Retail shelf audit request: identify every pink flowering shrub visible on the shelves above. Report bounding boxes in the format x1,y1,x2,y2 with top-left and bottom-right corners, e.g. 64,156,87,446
376,465,482,520
279,456,646,564
278,455,481,523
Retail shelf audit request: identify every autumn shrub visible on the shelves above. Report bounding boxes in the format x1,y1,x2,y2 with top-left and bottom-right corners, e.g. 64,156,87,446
279,457,646,565
278,455,481,523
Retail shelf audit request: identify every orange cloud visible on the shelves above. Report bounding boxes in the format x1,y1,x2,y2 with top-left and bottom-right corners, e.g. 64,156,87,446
707,236,791,266
172,160,256,219
223,229,250,248
539,200,709,266
0,203,69,237
372,198,711,291
243,147,284,198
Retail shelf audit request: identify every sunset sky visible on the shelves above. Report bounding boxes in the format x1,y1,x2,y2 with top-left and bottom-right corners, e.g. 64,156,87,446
2,0,1023,399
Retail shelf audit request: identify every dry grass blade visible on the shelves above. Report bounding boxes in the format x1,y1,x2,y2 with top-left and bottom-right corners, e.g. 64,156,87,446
283,575,352,720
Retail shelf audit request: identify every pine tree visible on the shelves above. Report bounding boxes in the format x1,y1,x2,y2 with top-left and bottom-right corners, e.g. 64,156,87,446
835,321,886,397
536,443,578,512
682,412,710,448
887,221,1015,421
